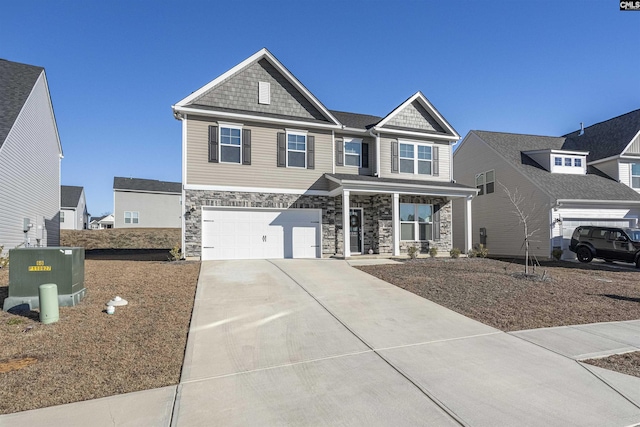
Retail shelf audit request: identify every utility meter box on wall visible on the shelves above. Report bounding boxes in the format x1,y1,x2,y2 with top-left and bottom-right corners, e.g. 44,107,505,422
3,247,86,312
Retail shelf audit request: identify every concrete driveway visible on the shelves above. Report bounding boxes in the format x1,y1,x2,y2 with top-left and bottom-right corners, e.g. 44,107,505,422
171,259,640,426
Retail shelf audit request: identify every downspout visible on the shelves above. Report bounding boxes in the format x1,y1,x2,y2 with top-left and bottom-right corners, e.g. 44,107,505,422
369,129,381,177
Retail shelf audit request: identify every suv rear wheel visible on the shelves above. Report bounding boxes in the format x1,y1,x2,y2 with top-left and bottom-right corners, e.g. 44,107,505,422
576,246,593,263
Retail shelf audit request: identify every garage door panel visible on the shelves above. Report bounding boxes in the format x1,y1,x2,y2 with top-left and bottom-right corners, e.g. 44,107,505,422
202,209,320,261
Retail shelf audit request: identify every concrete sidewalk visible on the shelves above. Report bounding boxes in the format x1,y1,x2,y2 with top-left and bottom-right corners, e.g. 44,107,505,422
2,258,640,426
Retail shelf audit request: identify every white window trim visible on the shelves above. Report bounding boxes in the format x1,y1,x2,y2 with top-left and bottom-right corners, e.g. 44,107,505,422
399,140,433,175
400,203,433,241
124,211,139,224
344,137,363,168
286,130,307,168
632,163,640,189
219,124,243,164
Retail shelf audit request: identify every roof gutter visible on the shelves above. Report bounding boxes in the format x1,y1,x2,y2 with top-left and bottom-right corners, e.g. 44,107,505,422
555,199,640,207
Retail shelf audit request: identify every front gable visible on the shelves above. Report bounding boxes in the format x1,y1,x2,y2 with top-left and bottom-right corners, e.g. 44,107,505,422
175,48,339,126
376,92,459,140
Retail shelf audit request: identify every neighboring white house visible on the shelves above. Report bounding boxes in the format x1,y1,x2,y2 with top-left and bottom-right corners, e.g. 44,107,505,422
0,59,62,250
60,185,89,230
89,214,114,230
452,130,640,260
113,177,182,228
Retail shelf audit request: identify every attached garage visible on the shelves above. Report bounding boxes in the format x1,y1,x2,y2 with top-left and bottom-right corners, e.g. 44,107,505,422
201,208,321,260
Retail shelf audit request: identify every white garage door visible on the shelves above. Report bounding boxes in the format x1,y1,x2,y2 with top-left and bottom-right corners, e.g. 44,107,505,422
559,218,635,260
202,208,321,260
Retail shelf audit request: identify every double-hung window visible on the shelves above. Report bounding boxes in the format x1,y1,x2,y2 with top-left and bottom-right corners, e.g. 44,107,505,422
475,170,495,195
220,126,242,164
125,211,139,224
554,157,562,166
344,138,362,167
632,164,640,188
287,132,306,168
475,173,485,196
400,203,432,241
399,142,432,175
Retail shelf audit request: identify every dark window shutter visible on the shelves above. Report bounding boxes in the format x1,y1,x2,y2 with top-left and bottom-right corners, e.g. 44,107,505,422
391,141,399,173
307,136,315,169
335,138,344,166
362,142,369,168
208,126,219,163
433,204,441,240
242,129,251,165
433,146,439,176
277,132,286,167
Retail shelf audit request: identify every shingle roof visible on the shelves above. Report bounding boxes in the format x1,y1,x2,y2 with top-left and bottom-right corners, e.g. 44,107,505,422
61,185,83,209
0,59,44,148
562,109,640,161
473,130,640,202
329,110,382,130
113,177,181,193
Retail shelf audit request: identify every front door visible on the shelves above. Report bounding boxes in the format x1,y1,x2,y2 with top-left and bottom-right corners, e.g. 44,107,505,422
349,208,363,254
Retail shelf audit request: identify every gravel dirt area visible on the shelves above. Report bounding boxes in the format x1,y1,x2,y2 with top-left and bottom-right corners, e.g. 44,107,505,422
0,260,200,415
357,257,640,378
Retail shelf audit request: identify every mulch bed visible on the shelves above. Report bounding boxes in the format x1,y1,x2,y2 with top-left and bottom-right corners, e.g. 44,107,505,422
0,260,200,415
357,257,640,378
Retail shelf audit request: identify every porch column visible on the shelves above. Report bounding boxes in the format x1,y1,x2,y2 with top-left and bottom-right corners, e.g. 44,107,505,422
343,190,350,258
465,195,473,254
392,193,400,256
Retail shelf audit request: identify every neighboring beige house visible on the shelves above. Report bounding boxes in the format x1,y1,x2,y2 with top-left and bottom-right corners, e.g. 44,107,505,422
60,185,89,230
0,59,62,250
452,130,640,260
172,48,476,260
113,177,181,228
89,214,114,230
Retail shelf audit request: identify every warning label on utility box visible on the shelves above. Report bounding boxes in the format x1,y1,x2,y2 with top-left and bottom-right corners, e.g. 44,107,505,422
28,260,52,272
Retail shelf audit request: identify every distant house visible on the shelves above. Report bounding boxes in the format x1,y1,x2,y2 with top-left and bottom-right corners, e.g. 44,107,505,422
61,185,89,230
0,59,62,250
452,130,640,260
113,177,181,228
89,214,114,230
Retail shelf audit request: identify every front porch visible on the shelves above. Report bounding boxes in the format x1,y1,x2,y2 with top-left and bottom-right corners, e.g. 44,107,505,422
326,174,476,258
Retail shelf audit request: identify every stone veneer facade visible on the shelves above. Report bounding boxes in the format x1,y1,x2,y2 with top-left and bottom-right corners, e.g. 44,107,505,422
184,189,453,258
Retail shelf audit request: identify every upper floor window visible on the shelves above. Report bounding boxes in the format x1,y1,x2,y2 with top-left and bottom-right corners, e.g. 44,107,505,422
632,163,640,188
574,158,582,167
220,126,242,164
344,138,362,167
475,170,495,196
60,212,65,223
564,158,572,167
399,142,432,175
125,211,139,224
287,132,306,168
554,157,562,166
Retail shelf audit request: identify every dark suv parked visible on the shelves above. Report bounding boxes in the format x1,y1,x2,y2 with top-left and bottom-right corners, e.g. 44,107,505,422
569,226,640,267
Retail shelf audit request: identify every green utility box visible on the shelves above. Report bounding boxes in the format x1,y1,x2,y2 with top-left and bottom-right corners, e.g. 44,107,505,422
3,247,86,312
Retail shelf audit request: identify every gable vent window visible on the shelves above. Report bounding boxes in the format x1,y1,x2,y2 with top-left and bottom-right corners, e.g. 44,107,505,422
258,81,271,105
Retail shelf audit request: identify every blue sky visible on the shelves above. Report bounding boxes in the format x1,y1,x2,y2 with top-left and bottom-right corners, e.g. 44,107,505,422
2,1,638,216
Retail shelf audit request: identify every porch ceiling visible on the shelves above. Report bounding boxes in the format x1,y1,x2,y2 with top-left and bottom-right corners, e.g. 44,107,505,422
325,173,478,198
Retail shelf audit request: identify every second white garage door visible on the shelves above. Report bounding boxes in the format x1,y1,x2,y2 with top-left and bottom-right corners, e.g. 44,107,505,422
202,208,321,260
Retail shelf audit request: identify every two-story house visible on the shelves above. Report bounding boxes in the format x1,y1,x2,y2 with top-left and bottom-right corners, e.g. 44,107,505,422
0,59,62,250
61,185,89,230
452,130,640,260
173,48,476,260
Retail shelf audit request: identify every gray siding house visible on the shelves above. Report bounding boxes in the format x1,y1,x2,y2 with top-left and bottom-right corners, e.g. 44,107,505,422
452,130,640,260
0,59,62,251
173,48,476,260
113,177,182,228
61,185,89,230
